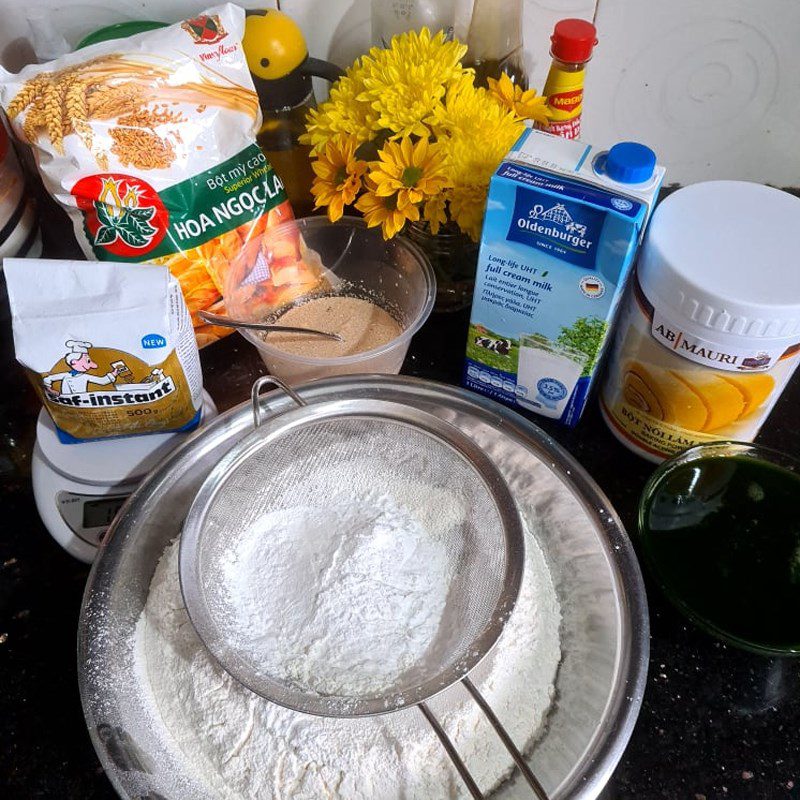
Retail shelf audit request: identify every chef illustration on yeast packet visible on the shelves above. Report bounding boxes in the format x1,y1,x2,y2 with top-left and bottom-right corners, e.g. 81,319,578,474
43,340,122,398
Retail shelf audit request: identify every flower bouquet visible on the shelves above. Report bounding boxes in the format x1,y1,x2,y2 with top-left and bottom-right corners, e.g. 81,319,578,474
301,29,550,243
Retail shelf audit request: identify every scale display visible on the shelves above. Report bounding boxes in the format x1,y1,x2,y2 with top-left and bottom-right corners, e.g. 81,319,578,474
57,491,130,545
82,496,128,529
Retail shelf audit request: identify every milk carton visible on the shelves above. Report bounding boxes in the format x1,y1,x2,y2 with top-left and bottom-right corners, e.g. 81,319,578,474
463,130,664,425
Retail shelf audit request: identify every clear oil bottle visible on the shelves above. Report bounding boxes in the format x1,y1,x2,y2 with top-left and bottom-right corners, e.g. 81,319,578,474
243,10,342,217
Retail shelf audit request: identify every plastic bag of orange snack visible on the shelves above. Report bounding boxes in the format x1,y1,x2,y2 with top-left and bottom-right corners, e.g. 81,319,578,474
0,4,324,347
222,217,337,325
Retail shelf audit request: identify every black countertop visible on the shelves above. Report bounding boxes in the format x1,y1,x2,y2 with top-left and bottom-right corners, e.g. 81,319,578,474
1,209,799,800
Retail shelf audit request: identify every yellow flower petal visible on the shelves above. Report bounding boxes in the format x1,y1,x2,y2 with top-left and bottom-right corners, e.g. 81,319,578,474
400,135,414,164
371,135,451,217
355,185,419,239
327,193,345,222
423,194,448,235
309,134,368,218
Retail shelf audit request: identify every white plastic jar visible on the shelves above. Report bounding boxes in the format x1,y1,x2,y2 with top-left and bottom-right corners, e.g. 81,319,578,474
601,181,800,462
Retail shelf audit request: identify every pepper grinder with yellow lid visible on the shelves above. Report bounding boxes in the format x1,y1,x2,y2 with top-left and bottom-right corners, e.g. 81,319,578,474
243,10,343,216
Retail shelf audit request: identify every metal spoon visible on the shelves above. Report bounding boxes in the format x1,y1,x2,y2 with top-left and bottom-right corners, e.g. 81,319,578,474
198,311,343,342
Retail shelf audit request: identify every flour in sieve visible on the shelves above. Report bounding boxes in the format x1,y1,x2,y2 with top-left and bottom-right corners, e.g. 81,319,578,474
218,488,455,698
133,511,561,799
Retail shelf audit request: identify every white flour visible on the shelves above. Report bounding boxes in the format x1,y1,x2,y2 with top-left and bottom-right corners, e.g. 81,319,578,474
134,513,561,799
219,491,454,698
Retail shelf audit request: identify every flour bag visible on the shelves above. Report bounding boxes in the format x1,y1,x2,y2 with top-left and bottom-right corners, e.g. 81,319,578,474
0,3,296,347
5,258,203,443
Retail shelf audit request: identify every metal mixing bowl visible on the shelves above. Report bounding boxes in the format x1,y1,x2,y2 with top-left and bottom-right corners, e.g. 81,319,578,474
78,376,648,799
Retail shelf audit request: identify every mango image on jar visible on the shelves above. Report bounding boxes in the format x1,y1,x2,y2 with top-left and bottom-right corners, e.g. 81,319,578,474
621,360,774,433
718,373,776,417
622,361,707,429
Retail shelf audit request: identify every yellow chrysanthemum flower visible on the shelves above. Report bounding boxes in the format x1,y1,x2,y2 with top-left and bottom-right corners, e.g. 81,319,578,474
370,137,450,211
487,72,552,125
428,73,475,138
356,28,471,138
303,30,527,240
423,193,449,235
448,185,488,242
433,78,524,240
356,178,420,239
310,135,368,222
301,70,381,153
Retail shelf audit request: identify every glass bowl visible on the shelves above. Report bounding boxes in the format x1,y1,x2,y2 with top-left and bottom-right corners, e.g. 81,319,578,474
223,216,435,385
638,441,800,656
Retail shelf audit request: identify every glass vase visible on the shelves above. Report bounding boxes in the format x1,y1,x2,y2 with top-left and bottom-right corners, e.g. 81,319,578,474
403,221,479,313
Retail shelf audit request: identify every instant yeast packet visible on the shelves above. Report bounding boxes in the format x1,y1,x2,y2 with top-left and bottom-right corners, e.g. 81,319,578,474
5,258,203,443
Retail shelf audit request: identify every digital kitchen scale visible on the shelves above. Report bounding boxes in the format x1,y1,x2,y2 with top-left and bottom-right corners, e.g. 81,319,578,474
32,391,217,562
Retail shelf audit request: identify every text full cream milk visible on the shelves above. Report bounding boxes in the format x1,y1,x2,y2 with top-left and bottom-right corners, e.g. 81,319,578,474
464,130,664,425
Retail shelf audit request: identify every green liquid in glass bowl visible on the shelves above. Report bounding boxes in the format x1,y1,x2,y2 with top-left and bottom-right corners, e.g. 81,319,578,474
638,442,800,655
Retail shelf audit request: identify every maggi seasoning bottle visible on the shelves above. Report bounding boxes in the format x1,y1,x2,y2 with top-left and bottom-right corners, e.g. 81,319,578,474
536,19,597,140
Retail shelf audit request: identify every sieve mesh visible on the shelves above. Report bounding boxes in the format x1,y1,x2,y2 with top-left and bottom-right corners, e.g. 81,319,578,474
181,407,524,718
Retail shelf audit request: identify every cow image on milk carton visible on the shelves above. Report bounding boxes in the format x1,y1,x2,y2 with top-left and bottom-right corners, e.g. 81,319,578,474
464,130,664,425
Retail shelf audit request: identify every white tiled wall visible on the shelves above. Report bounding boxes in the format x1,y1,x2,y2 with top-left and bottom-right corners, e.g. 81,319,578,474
586,0,800,186
1,0,798,185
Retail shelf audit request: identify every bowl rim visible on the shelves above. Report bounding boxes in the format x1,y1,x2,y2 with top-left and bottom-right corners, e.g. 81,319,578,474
234,215,437,366
637,439,800,656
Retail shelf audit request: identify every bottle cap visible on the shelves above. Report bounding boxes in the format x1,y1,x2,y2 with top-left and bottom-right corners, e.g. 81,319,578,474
244,9,308,82
550,19,598,64
605,142,656,184
243,10,342,111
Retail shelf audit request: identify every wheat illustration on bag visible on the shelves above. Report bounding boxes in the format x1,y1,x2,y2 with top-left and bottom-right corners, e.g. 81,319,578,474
0,4,308,349
6,53,257,169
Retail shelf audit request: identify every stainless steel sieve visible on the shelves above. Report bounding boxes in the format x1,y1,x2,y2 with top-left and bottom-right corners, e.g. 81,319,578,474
180,377,549,799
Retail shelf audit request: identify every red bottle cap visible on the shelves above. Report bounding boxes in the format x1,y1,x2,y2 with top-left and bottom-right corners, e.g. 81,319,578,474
551,19,598,64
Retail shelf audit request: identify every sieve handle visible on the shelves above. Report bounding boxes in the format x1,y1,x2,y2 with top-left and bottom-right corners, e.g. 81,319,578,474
462,677,551,800
251,376,307,428
418,684,551,800
418,703,484,799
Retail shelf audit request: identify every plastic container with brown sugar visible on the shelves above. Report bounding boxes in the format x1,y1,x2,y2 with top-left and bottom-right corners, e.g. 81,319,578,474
224,216,436,385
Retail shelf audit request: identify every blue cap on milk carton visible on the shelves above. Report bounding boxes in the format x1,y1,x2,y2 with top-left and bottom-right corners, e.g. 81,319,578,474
605,142,656,184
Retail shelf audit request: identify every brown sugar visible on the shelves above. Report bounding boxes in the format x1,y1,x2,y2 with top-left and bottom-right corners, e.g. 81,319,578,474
264,296,402,358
